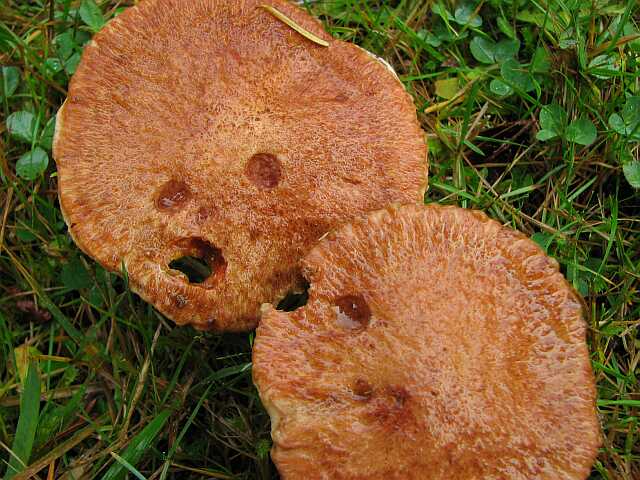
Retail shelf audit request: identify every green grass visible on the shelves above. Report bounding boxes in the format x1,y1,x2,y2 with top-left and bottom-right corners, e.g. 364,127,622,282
1,0,639,478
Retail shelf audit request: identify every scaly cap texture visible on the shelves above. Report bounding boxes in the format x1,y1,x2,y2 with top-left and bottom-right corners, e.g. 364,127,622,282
53,0,427,331
253,203,600,479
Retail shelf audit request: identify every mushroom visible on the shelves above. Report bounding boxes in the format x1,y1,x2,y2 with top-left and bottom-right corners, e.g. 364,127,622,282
52,0,427,331
253,204,600,479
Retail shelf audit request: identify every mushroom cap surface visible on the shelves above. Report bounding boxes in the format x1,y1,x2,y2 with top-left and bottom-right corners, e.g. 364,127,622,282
253,203,600,479
53,0,427,331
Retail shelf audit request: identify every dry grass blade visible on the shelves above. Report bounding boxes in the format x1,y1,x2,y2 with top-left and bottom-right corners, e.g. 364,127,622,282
12,425,97,480
0,187,13,249
259,4,329,47
170,462,233,479
120,323,162,437
590,33,640,57
0,384,103,408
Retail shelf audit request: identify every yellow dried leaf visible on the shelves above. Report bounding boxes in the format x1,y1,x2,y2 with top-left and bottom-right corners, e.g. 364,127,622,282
434,77,460,100
13,345,41,384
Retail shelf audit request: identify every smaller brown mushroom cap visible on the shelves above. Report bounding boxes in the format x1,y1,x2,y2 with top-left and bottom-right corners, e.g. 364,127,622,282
253,204,600,480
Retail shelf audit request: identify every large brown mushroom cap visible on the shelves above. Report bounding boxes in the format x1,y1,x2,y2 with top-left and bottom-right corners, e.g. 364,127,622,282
53,0,427,331
253,204,600,479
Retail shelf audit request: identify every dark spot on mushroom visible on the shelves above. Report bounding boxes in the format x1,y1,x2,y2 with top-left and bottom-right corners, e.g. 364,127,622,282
170,238,226,285
334,294,371,329
195,206,212,224
245,153,282,189
368,385,412,427
352,378,373,400
156,179,190,212
387,385,410,407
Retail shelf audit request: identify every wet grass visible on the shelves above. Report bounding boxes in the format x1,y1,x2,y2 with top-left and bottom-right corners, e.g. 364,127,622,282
1,0,639,478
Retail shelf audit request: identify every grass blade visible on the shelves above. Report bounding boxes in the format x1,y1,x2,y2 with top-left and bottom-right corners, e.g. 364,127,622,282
4,360,41,479
598,400,640,407
109,452,148,480
101,410,171,480
159,384,213,480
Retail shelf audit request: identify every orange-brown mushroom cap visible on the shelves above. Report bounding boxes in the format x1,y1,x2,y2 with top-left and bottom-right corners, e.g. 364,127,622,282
253,204,600,479
52,0,427,331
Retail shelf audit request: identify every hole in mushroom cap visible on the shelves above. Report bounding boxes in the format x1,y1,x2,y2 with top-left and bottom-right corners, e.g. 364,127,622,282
169,238,226,285
169,255,212,283
277,282,310,311
334,294,371,329
155,179,190,211
245,153,282,189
